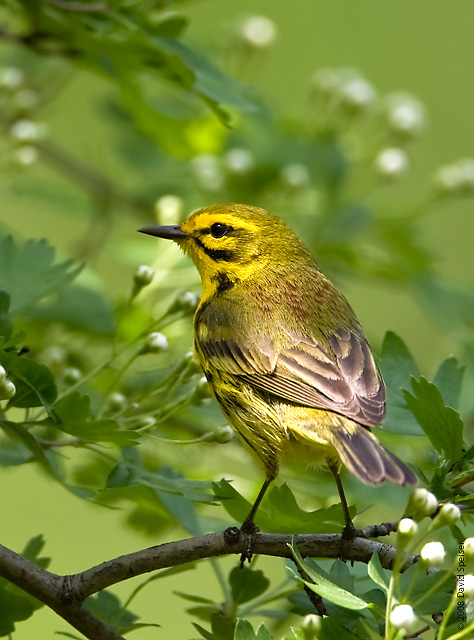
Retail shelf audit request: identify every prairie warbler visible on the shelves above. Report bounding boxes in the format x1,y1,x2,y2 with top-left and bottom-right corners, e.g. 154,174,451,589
139,204,416,540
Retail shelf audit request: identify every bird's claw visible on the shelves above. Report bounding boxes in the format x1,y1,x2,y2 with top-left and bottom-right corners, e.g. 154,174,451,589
239,521,260,567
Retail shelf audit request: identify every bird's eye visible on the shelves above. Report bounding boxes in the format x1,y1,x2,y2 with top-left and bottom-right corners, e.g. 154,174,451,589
210,222,231,238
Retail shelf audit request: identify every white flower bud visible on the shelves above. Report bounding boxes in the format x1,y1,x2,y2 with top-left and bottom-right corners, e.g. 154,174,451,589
385,93,425,138
136,416,156,430
133,265,154,288
14,145,38,167
190,153,224,192
0,379,16,400
374,148,409,180
389,604,417,632
420,541,446,566
63,367,82,385
341,78,376,112
433,503,461,527
240,16,277,48
464,537,474,560
281,163,311,188
224,148,255,175
213,425,234,444
107,392,127,412
13,88,39,111
459,574,474,599
302,613,322,638
9,119,46,142
42,345,66,367
143,332,168,353
0,67,24,90
311,68,341,98
398,518,418,538
0,365,6,383
408,488,438,518
154,194,183,225
433,164,464,194
171,290,199,313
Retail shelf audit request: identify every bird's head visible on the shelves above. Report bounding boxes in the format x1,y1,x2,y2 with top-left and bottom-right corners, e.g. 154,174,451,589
139,203,314,291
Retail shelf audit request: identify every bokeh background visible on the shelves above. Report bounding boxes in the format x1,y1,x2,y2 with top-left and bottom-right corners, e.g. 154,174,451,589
1,1,474,637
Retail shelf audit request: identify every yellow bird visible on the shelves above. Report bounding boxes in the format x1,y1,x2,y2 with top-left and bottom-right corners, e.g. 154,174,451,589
139,204,416,541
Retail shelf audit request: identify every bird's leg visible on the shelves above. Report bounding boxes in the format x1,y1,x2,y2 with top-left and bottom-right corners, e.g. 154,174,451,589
328,462,362,540
239,478,273,566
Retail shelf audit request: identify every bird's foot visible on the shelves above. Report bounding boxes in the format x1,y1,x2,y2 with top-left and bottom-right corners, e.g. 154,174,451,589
239,520,260,567
341,521,364,541
339,521,364,561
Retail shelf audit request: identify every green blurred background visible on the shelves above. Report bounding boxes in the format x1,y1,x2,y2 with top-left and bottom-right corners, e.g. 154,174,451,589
1,1,474,637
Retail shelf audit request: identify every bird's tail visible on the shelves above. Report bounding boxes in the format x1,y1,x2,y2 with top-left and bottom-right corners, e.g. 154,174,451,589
331,425,417,486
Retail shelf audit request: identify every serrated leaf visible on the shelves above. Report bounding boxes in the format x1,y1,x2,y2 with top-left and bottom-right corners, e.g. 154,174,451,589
0,351,57,409
234,619,257,640
54,392,140,445
229,567,270,605
378,331,423,435
213,480,352,533
0,235,81,314
289,544,368,611
403,377,464,461
367,552,389,592
433,357,464,410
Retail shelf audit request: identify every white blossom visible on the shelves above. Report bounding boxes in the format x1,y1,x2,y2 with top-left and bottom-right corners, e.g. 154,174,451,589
144,332,168,353
375,148,409,179
420,541,446,566
390,604,417,632
154,195,183,224
240,16,277,48
224,148,255,175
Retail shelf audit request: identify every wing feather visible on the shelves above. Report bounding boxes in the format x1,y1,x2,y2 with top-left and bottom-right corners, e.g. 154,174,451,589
197,329,385,427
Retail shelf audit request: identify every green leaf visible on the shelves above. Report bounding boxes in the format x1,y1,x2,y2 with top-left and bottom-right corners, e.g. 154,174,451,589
229,567,270,605
54,393,140,445
433,357,464,410
400,567,455,615
289,544,369,611
367,552,389,592
0,421,52,471
403,377,464,461
84,591,159,634
234,620,273,640
213,480,352,533
0,291,12,342
318,618,361,639
106,458,215,502
0,351,57,409
0,235,81,314
378,331,423,435
28,285,115,335
0,535,48,636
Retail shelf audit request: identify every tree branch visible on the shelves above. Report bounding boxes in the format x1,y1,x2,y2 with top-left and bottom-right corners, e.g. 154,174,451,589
0,526,418,639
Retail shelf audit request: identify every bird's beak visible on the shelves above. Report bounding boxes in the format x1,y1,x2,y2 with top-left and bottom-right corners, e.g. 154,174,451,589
138,225,188,240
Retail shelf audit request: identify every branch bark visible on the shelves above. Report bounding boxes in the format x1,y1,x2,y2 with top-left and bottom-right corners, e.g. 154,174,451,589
0,526,418,640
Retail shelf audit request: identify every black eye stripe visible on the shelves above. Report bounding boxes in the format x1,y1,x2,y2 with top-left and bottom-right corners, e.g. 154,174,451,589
210,222,232,238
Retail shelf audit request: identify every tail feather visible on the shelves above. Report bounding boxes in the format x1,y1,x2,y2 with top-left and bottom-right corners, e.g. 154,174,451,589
332,427,417,486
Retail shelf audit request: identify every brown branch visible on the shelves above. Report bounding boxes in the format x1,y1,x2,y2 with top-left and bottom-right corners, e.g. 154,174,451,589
0,527,419,640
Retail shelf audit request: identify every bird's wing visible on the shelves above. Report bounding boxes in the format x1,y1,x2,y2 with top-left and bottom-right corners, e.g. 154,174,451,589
197,328,385,428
